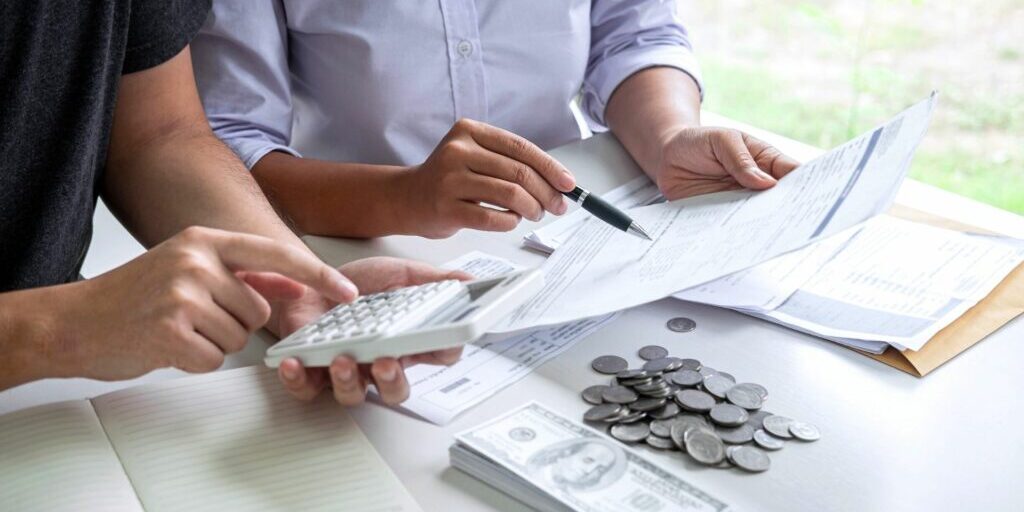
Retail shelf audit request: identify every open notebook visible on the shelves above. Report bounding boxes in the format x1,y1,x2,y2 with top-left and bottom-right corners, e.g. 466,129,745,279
0,366,421,512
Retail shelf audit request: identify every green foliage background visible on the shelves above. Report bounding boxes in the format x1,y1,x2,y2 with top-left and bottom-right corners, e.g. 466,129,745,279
687,0,1023,213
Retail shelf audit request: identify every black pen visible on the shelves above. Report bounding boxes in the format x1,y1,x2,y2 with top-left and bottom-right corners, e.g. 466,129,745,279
563,186,652,241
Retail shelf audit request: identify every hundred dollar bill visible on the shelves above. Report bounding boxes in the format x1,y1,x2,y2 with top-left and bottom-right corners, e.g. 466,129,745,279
451,402,730,512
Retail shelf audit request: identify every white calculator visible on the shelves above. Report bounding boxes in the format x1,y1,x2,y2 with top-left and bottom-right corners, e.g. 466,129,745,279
264,269,543,367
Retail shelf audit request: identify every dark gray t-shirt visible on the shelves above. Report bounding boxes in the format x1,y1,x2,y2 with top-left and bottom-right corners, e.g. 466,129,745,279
0,0,210,292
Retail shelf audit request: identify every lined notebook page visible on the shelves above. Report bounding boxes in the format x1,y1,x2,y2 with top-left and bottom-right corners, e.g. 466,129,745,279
91,366,421,512
0,400,142,512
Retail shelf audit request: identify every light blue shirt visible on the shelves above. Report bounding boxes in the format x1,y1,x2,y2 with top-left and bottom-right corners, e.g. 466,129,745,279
192,0,703,169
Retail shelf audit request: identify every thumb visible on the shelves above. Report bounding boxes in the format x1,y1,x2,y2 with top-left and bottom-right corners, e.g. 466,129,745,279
238,271,308,301
713,130,777,190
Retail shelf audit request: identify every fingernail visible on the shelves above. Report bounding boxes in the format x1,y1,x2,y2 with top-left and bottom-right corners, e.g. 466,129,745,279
751,168,774,181
337,366,353,382
560,171,575,190
336,275,359,298
283,366,299,381
379,366,397,382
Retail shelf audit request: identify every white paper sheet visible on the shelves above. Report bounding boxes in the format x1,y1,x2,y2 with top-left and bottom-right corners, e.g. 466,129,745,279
673,225,862,311
523,175,663,254
494,94,938,332
755,215,1024,351
395,252,619,425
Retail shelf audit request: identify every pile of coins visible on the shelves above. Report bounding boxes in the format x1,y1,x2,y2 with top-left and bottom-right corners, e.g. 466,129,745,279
583,346,820,472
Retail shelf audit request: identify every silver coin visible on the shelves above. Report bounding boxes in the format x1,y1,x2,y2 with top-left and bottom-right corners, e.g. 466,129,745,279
583,403,622,422
646,435,677,450
670,369,703,387
638,345,669,361
666,317,697,333
746,410,772,429
647,402,681,420
581,385,609,405
602,408,633,423
702,374,735,399
684,429,725,465
670,416,711,449
716,371,736,383
789,421,821,441
610,422,651,443
729,445,771,472
649,417,689,438
630,397,667,412
676,389,716,412
641,386,676,398
591,355,629,374
726,385,764,410
733,382,768,401
643,357,683,373
698,366,717,377
678,358,702,371
762,415,795,439
616,369,652,380
753,429,785,450
716,423,755,444
634,379,670,393
616,411,648,424
620,378,654,388
602,386,639,404
709,403,750,427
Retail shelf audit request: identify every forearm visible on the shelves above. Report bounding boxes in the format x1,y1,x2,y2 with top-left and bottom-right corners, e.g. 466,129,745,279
0,286,67,390
252,152,410,238
605,67,702,181
103,127,308,252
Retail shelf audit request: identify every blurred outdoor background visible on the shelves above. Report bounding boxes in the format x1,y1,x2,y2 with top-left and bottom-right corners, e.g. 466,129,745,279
683,0,1023,213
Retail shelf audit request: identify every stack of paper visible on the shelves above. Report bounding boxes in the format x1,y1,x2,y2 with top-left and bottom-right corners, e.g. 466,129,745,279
519,94,1024,355
451,402,731,512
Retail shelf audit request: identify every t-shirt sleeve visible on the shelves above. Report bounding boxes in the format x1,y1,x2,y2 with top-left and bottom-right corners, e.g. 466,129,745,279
122,0,212,74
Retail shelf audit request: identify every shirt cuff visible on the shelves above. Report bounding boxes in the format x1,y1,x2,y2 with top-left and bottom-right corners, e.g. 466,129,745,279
581,45,704,131
224,137,303,170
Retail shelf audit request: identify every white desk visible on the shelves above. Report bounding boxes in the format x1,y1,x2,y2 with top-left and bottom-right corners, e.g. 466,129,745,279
3,121,1023,512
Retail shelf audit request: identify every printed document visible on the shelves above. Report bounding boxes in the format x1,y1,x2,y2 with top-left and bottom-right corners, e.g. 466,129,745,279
395,252,618,425
494,94,938,332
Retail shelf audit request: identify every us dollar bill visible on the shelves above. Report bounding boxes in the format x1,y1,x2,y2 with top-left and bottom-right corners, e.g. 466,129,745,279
451,402,730,512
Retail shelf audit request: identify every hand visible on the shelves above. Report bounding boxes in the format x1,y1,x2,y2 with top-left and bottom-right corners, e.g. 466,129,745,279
47,226,358,381
273,257,472,406
655,127,800,200
396,118,576,238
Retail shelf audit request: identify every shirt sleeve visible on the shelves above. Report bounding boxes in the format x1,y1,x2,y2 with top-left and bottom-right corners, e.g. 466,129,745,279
123,0,211,74
580,0,704,131
190,0,300,170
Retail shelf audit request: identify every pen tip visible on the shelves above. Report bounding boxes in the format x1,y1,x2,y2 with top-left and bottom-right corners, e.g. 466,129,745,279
628,223,653,241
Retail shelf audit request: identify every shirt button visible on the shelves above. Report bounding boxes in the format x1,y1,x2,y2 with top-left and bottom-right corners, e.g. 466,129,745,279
457,40,473,57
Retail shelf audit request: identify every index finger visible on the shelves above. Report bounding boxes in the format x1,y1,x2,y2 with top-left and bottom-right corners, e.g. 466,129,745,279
468,122,576,192
209,231,358,303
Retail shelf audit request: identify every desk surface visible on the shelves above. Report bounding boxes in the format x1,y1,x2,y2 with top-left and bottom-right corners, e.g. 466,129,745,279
3,116,1023,512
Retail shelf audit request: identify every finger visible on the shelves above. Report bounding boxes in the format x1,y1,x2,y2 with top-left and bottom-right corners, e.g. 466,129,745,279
466,121,576,192
206,231,358,303
175,331,227,373
455,202,521,232
238,271,307,301
329,356,367,406
400,346,464,367
370,358,410,405
278,358,329,401
466,150,567,215
192,299,250,354
210,274,272,332
711,131,778,190
461,174,545,222
744,134,801,179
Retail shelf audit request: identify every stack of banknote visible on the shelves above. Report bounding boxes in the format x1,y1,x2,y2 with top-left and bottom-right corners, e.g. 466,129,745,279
450,402,731,512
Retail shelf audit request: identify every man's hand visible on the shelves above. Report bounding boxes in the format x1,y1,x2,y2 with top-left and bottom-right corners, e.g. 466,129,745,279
396,119,576,239
272,257,471,406
655,127,800,200
42,226,357,381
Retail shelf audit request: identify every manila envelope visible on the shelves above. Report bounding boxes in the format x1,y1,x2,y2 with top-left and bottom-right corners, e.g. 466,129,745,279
857,205,1024,377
